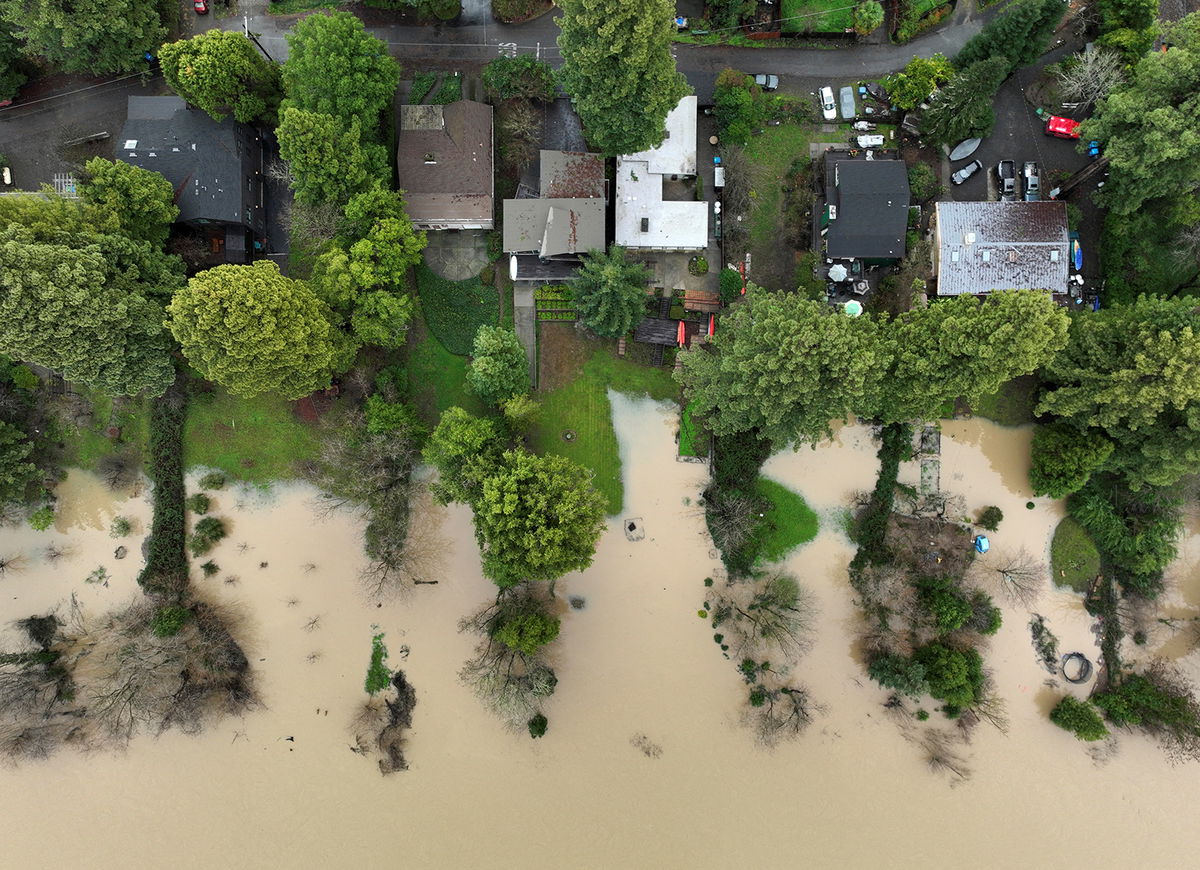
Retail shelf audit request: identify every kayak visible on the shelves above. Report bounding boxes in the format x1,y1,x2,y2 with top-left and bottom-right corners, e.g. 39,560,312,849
949,138,982,161
1072,239,1083,271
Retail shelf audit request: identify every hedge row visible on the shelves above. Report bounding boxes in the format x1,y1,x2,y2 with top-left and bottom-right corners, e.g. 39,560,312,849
137,375,189,602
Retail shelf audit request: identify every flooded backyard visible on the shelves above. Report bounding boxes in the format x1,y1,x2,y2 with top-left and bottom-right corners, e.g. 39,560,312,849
3,405,1200,868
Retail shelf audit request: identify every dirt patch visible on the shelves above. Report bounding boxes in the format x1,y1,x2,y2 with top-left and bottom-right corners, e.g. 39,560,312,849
536,324,597,392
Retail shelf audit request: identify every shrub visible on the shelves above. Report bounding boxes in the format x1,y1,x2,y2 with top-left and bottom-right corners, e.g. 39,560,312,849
713,67,764,146
109,516,132,538
365,632,391,695
913,643,984,709
365,394,423,435
482,54,556,101
850,423,911,569
1065,202,1082,232
493,0,552,24
1092,672,1200,737
907,163,940,201
29,505,54,531
853,0,885,34
151,605,191,638
187,516,227,557
201,560,220,577
409,71,437,105
688,256,709,276
968,590,1002,635
198,471,226,490
917,575,973,634
431,73,462,105
719,268,743,305
977,505,1003,531
186,493,211,514
1050,696,1109,741
868,654,930,698
494,610,560,655
527,712,548,738
415,264,499,355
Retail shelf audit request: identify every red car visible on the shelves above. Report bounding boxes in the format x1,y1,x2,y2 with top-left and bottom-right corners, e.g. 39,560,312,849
1045,116,1081,139
194,0,208,13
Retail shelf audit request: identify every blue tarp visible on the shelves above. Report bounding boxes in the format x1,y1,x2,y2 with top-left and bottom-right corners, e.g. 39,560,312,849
974,535,990,554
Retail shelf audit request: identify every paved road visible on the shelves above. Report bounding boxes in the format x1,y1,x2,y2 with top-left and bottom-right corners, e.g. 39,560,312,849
210,0,993,100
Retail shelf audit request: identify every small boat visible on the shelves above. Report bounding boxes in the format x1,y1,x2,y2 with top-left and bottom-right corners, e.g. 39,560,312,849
949,138,982,161
1072,239,1083,271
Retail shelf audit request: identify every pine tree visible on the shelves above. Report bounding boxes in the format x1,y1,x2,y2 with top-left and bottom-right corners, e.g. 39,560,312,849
572,246,652,338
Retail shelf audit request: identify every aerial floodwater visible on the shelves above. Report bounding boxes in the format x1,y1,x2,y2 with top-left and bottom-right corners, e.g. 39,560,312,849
3,399,1198,868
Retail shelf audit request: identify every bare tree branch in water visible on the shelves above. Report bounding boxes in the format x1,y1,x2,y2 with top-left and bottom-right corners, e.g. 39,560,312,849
0,553,24,575
96,448,141,492
704,487,763,557
748,684,821,747
351,670,418,774
712,572,818,661
43,544,70,564
971,548,1046,608
921,730,972,783
358,489,447,600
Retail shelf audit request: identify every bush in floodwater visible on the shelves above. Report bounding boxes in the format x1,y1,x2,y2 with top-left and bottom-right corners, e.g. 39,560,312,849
109,516,132,538
527,713,548,739
365,632,391,696
201,560,219,577
29,505,54,531
187,516,227,556
198,472,226,490
977,505,1003,531
150,605,191,638
1050,696,1109,742
186,493,211,514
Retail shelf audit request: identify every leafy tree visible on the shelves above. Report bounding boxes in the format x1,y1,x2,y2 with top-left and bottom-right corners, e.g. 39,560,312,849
573,246,651,338
912,643,984,709
917,576,973,634
365,632,391,695
423,407,503,505
1096,0,1156,33
482,54,556,102
713,68,764,147
1038,295,1200,488
494,609,561,655
339,185,418,244
1096,25,1157,66
868,654,930,698
79,158,178,248
467,326,528,405
882,53,955,111
475,450,607,587
557,0,690,155
676,288,888,445
351,291,414,350
502,393,540,434
0,420,37,504
878,291,1069,423
1,0,165,74
1093,670,1200,738
277,108,376,206
1050,696,1109,741
853,1,884,35
348,217,426,292
166,261,339,400
1081,14,1200,216
0,22,26,102
1067,478,1179,592
281,11,400,138
159,30,282,124
0,229,175,396
954,0,1067,75
1030,422,1113,497
921,56,1011,146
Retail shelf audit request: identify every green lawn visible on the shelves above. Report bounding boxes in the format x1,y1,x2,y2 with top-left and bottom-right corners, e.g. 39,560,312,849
184,389,321,485
679,400,710,458
970,375,1039,426
406,314,491,428
267,0,338,13
743,124,816,250
782,0,856,33
755,477,820,563
415,263,499,355
58,390,151,471
532,349,677,514
1051,516,1101,592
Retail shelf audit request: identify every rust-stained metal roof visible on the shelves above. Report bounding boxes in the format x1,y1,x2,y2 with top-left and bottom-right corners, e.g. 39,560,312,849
934,201,1069,296
539,150,605,199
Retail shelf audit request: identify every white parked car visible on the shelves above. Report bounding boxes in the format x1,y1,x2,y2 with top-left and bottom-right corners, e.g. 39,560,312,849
856,135,885,148
819,86,836,121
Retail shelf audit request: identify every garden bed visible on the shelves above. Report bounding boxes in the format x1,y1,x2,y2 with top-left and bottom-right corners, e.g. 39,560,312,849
782,0,855,32
415,262,500,356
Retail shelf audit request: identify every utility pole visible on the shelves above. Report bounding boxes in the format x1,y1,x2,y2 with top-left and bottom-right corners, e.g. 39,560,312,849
244,15,274,63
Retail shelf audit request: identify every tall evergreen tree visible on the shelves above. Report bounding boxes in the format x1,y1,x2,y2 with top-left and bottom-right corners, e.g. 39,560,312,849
1,0,165,74
920,56,1010,146
160,30,282,124
557,0,690,155
572,246,652,338
954,0,1067,74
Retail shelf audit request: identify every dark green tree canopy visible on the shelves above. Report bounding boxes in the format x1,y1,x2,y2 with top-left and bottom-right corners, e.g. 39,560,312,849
0,23,27,102
954,0,1067,75
0,419,38,505
882,54,955,111
166,261,339,400
0,228,175,396
557,0,690,155
277,108,377,206
423,406,504,505
467,326,529,405
573,246,651,338
921,56,1011,146
160,30,282,124
1030,422,1114,498
2,0,166,74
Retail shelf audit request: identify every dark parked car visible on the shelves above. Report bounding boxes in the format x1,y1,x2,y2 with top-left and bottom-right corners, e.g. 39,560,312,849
996,160,1017,202
951,160,982,185
1022,162,1040,201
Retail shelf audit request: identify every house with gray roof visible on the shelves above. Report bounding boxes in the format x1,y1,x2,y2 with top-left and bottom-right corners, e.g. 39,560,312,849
397,101,493,230
117,96,264,262
503,150,606,281
933,201,1069,296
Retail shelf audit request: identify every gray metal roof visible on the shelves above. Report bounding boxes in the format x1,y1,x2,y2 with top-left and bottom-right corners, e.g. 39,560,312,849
118,96,259,228
825,158,910,260
503,198,605,256
935,201,1069,296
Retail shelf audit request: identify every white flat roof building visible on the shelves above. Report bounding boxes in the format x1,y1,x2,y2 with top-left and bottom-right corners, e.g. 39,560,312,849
614,96,707,252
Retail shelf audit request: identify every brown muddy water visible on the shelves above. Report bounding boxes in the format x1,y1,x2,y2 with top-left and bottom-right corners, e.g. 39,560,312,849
3,407,1199,869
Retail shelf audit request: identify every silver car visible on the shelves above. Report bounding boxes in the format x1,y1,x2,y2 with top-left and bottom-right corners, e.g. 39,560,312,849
754,74,779,91
951,160,982,185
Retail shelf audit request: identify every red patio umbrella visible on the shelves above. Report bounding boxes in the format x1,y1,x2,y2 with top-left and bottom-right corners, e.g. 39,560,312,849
676,320,686,347
708,314,715,337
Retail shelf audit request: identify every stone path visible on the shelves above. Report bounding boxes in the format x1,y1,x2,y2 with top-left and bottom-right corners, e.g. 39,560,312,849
513,283,537,388
422,230,490,280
